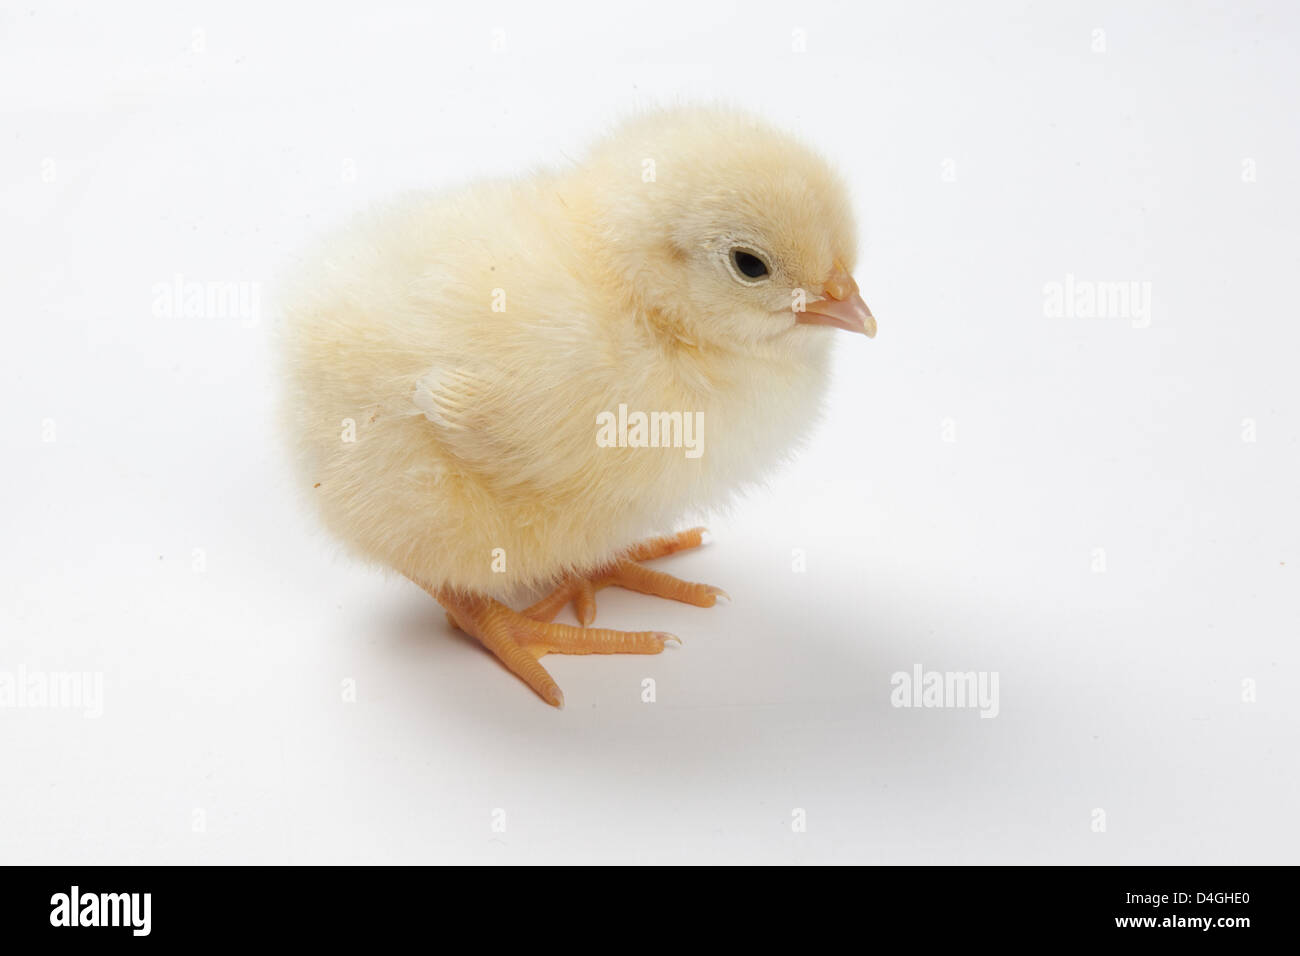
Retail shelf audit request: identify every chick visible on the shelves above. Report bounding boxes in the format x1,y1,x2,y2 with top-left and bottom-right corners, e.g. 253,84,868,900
280,106,875,707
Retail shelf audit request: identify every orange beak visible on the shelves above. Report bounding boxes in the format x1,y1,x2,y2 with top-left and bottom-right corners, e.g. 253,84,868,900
796,263,877,337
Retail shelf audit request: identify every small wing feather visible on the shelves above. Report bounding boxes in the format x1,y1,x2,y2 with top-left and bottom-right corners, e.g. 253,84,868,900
413,365,480,433
411,358,593,491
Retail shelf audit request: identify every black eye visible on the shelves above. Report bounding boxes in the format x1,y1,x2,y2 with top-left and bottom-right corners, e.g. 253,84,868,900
730,248,770,280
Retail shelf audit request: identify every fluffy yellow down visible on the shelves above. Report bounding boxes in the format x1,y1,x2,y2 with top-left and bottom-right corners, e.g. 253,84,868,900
279,106,859,598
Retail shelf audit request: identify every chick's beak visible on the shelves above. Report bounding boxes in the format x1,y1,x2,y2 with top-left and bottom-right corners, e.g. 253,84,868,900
797,264,877,338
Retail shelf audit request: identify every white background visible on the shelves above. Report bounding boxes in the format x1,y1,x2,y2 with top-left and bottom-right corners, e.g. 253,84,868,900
2,0,1297,864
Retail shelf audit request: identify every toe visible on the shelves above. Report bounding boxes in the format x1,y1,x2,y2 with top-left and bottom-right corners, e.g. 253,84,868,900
574,579,598,626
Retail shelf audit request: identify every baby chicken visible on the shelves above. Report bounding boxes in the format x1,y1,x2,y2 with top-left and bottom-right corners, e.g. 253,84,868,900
281,106,874,707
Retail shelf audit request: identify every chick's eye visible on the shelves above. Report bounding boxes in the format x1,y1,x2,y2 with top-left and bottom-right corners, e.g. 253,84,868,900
730,248,771,280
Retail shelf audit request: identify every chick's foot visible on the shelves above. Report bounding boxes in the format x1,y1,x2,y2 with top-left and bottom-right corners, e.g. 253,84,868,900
429,587,677,708
522,526,729,625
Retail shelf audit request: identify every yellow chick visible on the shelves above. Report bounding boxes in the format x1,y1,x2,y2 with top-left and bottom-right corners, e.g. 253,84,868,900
280,106,875,707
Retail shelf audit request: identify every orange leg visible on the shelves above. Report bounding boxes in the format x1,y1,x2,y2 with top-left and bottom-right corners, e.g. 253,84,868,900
522,526,728,625
425,586,677,708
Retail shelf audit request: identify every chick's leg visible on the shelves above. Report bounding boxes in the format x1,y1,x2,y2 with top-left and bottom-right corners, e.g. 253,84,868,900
522,526,728,625
429,587,675,708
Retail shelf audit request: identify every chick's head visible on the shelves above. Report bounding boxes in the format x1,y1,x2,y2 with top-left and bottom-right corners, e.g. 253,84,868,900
580,107,875,350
